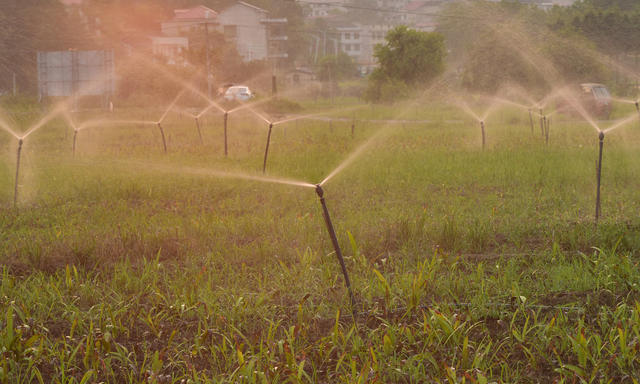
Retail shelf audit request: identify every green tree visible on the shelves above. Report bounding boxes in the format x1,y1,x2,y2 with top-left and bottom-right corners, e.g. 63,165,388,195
365,26,445,103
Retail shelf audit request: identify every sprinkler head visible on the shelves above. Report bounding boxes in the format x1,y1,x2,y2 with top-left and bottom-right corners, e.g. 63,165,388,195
315,184,324,198
480,121,485,127
18,138,23,146
599,131,605,141
269,122,273,130
635,101,639,111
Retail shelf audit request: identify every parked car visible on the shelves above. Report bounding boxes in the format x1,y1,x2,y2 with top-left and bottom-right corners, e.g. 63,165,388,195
224,85,253,102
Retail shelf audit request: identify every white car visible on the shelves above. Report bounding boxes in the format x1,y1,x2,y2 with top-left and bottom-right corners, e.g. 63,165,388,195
224,85,253,101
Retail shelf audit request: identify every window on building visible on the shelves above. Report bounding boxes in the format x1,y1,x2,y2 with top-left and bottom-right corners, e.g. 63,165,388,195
344,32,351,40
354,33,359,40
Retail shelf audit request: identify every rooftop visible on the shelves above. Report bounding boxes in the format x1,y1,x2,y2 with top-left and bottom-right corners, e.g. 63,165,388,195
172,5,218,21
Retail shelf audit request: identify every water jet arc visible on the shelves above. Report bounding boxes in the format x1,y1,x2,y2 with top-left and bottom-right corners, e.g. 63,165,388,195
14,139,23,206
262,123,273,174
315,184,356,316
595,131,605,223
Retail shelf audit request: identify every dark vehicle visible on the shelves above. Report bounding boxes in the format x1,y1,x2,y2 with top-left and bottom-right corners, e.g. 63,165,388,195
557,83,612,119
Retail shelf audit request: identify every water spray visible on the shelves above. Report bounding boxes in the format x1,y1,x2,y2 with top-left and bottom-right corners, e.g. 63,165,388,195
262,123,273,174
223,112,228,157
480,121,486,150
314,184,356,316
156,122,167,154
595,131,605,223
14,139,23,206
194,117,203,145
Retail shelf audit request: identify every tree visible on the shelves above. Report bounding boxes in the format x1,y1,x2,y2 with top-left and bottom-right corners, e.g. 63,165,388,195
317,53,358,82
364,26,445,102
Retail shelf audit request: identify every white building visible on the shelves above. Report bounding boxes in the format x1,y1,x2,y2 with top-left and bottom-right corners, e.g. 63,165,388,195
335,23,395,74
217,1,287,62
400,0,444,32
298,0,345,18
161,5,219,37
161,2,287,63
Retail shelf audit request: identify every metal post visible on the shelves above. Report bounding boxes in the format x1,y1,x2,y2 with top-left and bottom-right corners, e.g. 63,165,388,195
315,185,356,314
14,139,23,206
272,75,277,96
528,109,534,135
539,109,544,136
351,119,355,139
195,117,203,144
72,130,78,157
595,132,605,223
544,116,550,145
157,122,167,154
223,112,228,157
636,102,640,129
480,121,486,150
262,123,273,174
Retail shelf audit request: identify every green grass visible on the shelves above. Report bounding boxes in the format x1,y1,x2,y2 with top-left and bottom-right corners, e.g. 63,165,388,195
1,99,640,382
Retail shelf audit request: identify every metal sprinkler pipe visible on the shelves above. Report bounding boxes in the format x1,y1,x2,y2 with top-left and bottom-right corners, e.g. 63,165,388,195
14,138,23,206
595,131,605,223
544,116,550,145
351,118,355,139
72,129,78,157
223,112,228,157
480,121,486,150
314,184,356,315
157,122,167,154
195,117,203,145
635,102,640,129
262,122,273,174
528,109,534,135
539,109,544,136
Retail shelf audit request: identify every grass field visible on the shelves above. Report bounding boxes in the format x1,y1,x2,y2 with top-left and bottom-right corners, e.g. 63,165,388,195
1,97,640,382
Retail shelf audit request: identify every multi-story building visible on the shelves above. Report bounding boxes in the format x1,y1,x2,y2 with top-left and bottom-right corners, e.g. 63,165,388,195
334,23,395,74
298,0,346,18
160,2,287,64
217,1,288,63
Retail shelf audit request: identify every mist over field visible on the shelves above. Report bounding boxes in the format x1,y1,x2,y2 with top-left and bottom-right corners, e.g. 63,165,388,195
1,0,640,382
